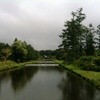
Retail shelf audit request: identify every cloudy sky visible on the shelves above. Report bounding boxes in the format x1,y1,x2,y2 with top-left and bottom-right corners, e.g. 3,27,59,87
0,0,100,50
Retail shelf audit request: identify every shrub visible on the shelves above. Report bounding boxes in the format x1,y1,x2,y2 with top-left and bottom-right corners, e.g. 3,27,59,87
94,57,100,66
74,56,98,71
81,62,96,71
80,56,94,62
73,56,100,71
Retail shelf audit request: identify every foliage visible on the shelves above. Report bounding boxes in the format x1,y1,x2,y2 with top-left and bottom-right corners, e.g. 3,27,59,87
0,43,10,52
54,48,66,60
96,25,100,50
0,43,11,61
0,38,39,63
0,48,11,61
11,39,28,62
11,39,39,62
26,44,39,60
59,7,100,68
39,50,55,59
59,8,86,63
84,24,95,55
94,57,100,66
74,56,100,71
39,49,66,60
80,56,94,62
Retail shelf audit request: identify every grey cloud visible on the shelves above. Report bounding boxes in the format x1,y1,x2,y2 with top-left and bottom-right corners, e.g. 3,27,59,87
0,0,100,50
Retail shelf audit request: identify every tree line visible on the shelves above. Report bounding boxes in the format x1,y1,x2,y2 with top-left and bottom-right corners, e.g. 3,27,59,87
59,8,100,63
59,8,100,71
0,38,64,62
0,38,39,62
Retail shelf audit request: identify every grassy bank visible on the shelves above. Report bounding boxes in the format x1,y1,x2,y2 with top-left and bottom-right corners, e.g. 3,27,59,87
65,65,100,88
55,60,100,89
0,60,59,72
0,60,37,72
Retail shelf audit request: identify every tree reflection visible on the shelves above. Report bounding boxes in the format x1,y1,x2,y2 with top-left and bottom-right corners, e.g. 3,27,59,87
39,66,65,73
0,74,2,93
0,72,11,94
10,66,38,92
58,72,96,100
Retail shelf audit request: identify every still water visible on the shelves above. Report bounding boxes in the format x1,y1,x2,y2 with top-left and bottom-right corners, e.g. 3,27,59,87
0,66,100,100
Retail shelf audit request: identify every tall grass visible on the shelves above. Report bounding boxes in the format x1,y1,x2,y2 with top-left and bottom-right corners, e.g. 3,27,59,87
0,60,37,71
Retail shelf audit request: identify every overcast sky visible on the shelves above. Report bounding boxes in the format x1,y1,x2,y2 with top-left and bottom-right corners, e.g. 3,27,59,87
0,0,100,50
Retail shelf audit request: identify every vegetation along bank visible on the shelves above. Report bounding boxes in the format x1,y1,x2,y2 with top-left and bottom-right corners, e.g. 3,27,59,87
55,8,100,89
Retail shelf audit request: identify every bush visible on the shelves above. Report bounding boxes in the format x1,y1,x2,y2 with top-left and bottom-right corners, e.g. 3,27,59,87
81,62,96,70
80,56,94,62
73,56,100,71
74,56,93,66
94,57,100,66
74,56,99,71
73,60,83,67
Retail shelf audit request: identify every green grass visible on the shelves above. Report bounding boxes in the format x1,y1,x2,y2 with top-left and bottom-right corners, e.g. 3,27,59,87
0,60,37,71
54,60,64,64
0,60,61,72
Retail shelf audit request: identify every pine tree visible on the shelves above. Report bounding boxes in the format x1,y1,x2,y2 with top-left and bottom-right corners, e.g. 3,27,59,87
85,24,95,55
59,8,86,63
96,25,100,50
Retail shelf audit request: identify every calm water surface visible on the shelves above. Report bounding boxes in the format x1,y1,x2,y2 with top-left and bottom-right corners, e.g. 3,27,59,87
0,66,100,100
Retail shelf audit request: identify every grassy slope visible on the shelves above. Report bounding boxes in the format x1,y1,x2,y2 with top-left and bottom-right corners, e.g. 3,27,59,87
0,60,37,71
0,60,60,72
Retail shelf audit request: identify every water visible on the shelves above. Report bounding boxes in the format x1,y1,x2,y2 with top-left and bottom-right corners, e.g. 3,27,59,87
0,66,100,100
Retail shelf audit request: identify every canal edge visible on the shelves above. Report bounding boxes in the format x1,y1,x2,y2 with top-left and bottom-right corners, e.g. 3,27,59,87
58,63,100,90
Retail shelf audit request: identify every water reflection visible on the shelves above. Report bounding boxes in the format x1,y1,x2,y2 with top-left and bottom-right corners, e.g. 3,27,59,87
58,72,100,100
0,72,11,95
0,66,100,100
39,66,64,73
10,67,38,92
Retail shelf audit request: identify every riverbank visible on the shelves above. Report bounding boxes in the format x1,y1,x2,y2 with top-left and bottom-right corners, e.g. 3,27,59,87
0,60,37,72
64,65,100,89
55,60,100,89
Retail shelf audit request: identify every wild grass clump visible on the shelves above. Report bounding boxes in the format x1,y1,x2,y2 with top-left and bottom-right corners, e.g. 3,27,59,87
0,60,22,71
0,60,37,71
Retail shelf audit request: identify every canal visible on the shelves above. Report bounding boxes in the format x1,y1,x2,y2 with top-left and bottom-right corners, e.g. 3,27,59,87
0,65,100,100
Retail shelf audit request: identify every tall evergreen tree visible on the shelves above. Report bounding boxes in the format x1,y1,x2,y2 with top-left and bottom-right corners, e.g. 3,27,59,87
96,25,100,50
85,24,95,55
59,8,86,63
